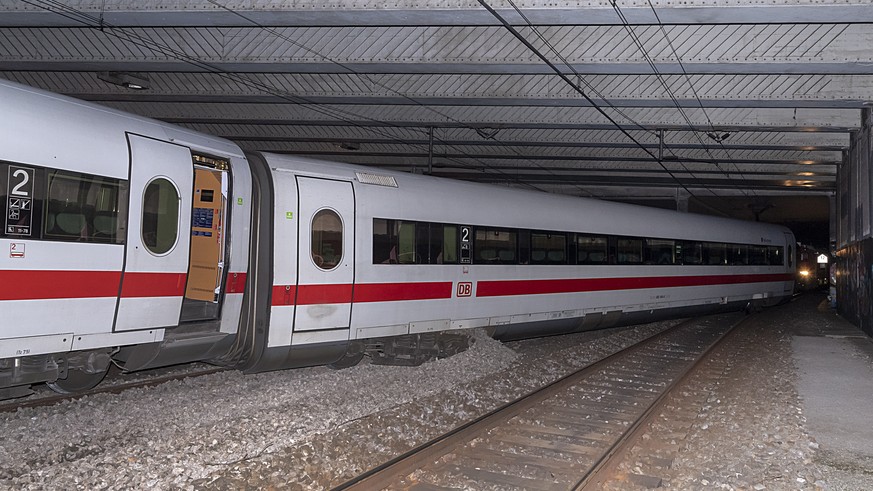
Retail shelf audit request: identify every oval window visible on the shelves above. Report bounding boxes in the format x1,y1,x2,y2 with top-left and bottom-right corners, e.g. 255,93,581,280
142,178,180,255
312,209,343,270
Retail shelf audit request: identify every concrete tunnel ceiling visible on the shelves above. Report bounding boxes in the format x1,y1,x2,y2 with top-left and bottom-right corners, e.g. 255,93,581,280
2,0,870,248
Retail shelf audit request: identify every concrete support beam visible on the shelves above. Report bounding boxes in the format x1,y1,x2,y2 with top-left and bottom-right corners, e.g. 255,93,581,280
97,101,862,132
3,2,873,27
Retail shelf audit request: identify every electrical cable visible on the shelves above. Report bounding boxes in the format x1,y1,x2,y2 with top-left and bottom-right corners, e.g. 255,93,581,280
23,0,553,193
202,0,600,198
477,0,732,216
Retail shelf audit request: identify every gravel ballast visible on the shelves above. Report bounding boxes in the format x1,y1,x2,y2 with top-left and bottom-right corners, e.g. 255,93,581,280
2,295,871,490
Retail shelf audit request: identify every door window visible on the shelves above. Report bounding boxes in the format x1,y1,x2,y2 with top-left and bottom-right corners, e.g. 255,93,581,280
142,178,179,255
312,209,343,270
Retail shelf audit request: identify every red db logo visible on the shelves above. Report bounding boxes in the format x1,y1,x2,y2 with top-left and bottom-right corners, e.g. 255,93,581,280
457,282,473,297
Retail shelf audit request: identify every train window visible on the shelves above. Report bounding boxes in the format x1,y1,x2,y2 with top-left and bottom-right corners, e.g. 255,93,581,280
749,246,769,265
518,231,531,264
372,218,395,264
577,235,607,264
311,208,343,269
373,219,459,265
439,225,458,264
531,232,567,265
44,171,126,244
616,238,643,264
727,244,749,265
475,228,517,264
768,246,784,266
373,219,416,264
681,242,703,265
703,242,727,265
0,162,127,244
396,220,417,264
645,239,675,265
142,178,179,255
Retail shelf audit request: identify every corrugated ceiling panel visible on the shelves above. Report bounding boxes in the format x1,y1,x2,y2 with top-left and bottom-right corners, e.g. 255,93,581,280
2,25,872,64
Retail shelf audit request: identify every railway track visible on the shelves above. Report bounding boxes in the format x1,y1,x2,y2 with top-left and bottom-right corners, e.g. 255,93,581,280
0,365,227,413
333,312,746,490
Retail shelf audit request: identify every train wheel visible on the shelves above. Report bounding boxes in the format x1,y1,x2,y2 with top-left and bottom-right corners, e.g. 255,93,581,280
46,350,112,394
47,367,109,394
328,341,365,370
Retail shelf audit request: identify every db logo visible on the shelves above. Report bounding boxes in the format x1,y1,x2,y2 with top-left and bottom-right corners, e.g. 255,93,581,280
456,282,473,297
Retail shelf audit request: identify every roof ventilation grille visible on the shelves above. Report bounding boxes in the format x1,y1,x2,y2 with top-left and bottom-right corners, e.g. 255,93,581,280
355,172,398,188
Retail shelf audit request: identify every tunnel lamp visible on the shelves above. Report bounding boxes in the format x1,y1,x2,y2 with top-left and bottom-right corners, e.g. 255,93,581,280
98,72,150,90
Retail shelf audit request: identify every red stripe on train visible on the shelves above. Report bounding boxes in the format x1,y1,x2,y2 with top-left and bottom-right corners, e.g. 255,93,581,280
0,270,122,300
271,285,297,306
120,272,187,298
270,281,453,306
475,273,794,297
271,284,354,306
354,281,453,302
0,270,190,300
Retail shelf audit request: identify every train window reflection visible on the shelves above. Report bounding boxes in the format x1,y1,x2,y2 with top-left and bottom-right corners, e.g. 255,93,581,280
577,235,608,264
371,217,788,270
475,228,517,264
727,244,749,265
441,225,458,264
703,242,726,265
142,178,179,255
531,233,566,265
616,238,643,264
312,209,343,270
646,239,675,265
749,246,769,265
682,242,703,265
768,246,784,266
44,171,126,244
373,219,456,264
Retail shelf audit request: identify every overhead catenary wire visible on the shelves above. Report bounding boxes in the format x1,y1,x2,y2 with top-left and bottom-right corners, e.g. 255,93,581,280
615,0,755,199
23,0,556,195
478,0,732,216
607,2,751,201
23,0,612,197
504,0,756,204
502,0,724,203
201,0,600,198
643,0,759,199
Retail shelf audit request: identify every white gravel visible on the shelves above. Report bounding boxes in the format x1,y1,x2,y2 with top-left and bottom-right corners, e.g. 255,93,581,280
4,300,867,490
0,329,518,489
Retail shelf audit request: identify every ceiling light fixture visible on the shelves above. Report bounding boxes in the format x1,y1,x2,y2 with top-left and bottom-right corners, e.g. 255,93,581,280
98,71,150,90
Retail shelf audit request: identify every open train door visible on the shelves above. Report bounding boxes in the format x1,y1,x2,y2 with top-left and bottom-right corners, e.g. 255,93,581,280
115,135,193,331
292,177,355,345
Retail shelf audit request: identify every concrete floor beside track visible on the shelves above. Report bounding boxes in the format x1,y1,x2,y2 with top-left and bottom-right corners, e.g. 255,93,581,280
791,294,873,481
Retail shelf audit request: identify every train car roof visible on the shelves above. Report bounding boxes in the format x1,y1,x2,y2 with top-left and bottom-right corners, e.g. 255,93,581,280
0,80,243,179
264,153,793,245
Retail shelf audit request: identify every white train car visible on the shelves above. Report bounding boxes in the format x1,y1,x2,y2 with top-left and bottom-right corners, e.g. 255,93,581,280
0,80,795,398
0,80,253,397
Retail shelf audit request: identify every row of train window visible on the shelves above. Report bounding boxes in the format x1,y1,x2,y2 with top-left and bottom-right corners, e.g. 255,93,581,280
0,161,207,256
372,218,786,267
0,162,127,244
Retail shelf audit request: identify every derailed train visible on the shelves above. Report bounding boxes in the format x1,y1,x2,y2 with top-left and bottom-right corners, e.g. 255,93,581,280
0,80,796,399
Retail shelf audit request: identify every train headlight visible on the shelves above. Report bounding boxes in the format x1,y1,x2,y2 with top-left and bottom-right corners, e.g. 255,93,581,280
799,270,810,277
